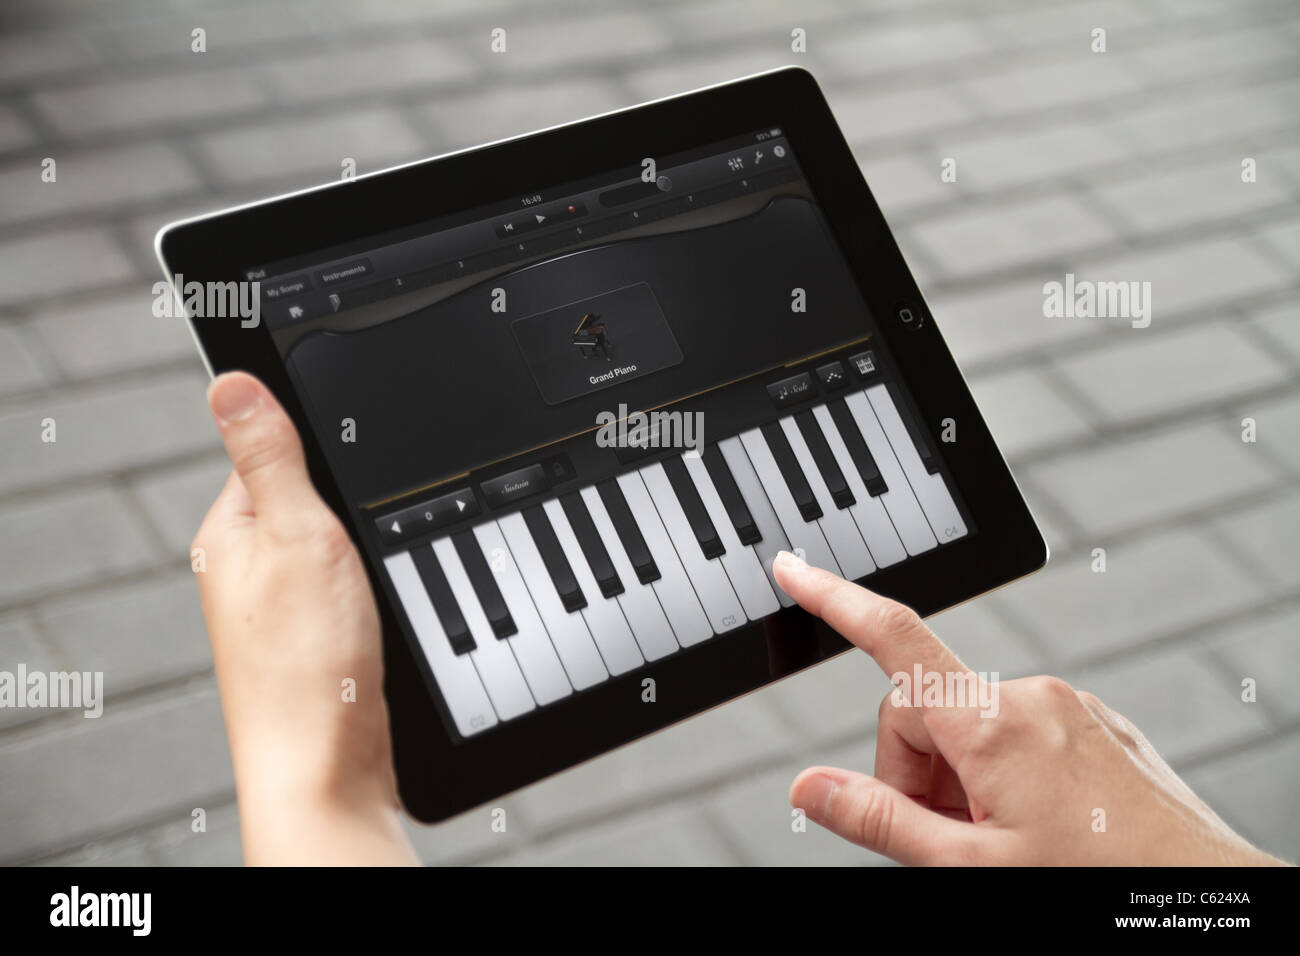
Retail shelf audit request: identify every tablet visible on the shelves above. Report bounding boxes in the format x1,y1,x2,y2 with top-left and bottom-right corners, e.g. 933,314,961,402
157,67,1047,822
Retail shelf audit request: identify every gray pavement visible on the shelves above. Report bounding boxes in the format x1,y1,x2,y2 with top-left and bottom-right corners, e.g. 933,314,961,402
0,0,1297,865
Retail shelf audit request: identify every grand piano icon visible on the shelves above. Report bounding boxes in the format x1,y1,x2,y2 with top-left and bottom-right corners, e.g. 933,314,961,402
571,312,613,362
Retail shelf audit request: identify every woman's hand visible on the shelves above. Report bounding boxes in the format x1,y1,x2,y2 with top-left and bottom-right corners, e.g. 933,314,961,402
773,551,1283,866
194,371,417,865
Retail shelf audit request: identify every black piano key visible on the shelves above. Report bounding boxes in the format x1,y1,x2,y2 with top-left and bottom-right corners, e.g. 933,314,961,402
885,381,939,475
410,544,475,655
795,409,855,510
451,531,517,639
522,505,587,612
597,480,660,584
702,445,761,545
661,456,725,560
560,492,624,598
761,421,822,522
828,398,888,496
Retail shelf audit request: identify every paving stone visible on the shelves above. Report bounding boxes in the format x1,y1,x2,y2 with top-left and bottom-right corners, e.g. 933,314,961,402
1055,323,1291,426
0,104,35,152
1211,489,1300,594
1131,22,1298,84
1236,390,1300,473
830,84,978,146
1256,217,1300,270
1026,420,1280,538
1206,605,1300,725
0,371,216,496
1183,732,1300,863
1067,645,1272,765
927,277,1100,368
0,31,101,82
758,648,891,744
0,228,137,308
0,487,159,606
821,18,991,76
860,152,959,216
0,324,49,397
907,195,1119,280
32,67,270,137
705,751,888,865
0,142,201,226
128,454,230,556
512,691,801,832
148,803,243,866
1072,234,1293,320
1119,78,1300,156
0,681,232,862
422,78,627,152
928,598,1044,680
523,799,735,866
963,52,1146,117
0,613,60,729
967,366,1094,458
266,36,476,104
37,570,211,697
931,119,1134,194
990,527,1266,664
194,106,426,187
403,798,530,865
623,49,794,104
1246,300,1300,365
30,290,203,379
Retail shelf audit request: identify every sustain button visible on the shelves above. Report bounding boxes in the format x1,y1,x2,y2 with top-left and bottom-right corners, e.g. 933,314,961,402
480,464,549,509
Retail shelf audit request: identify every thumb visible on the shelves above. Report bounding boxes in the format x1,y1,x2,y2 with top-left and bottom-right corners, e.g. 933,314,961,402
791,766,991,866
206,371,319,521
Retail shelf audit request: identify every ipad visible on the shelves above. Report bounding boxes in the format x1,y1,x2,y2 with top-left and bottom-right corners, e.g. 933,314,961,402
156,67,1047,822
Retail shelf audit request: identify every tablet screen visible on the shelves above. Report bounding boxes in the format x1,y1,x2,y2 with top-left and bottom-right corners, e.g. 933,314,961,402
242,125,972,741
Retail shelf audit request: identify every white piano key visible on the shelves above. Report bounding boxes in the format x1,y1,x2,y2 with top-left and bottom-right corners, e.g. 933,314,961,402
843,390,938,555
580,485,680,661
739,427,841,576
499,512,608,690
472,521,573,706
639,463,747,634
812,403,907,569
681,451,780,620
543,498,645,675
384,552,498,738
779,416,876,581
615,471,714,647
431,538,536,721
866,384,969,545
719,436,795,607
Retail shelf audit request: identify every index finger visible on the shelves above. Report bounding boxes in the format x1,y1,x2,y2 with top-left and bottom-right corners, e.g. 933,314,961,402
772,550,970,681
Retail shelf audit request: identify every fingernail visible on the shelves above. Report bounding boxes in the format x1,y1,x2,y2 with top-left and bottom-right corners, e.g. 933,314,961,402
774,549,807,573
208,374,262,426
798,772,836,823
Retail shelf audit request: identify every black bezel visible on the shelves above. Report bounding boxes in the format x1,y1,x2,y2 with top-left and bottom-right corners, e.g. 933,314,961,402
157,67,1047,823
